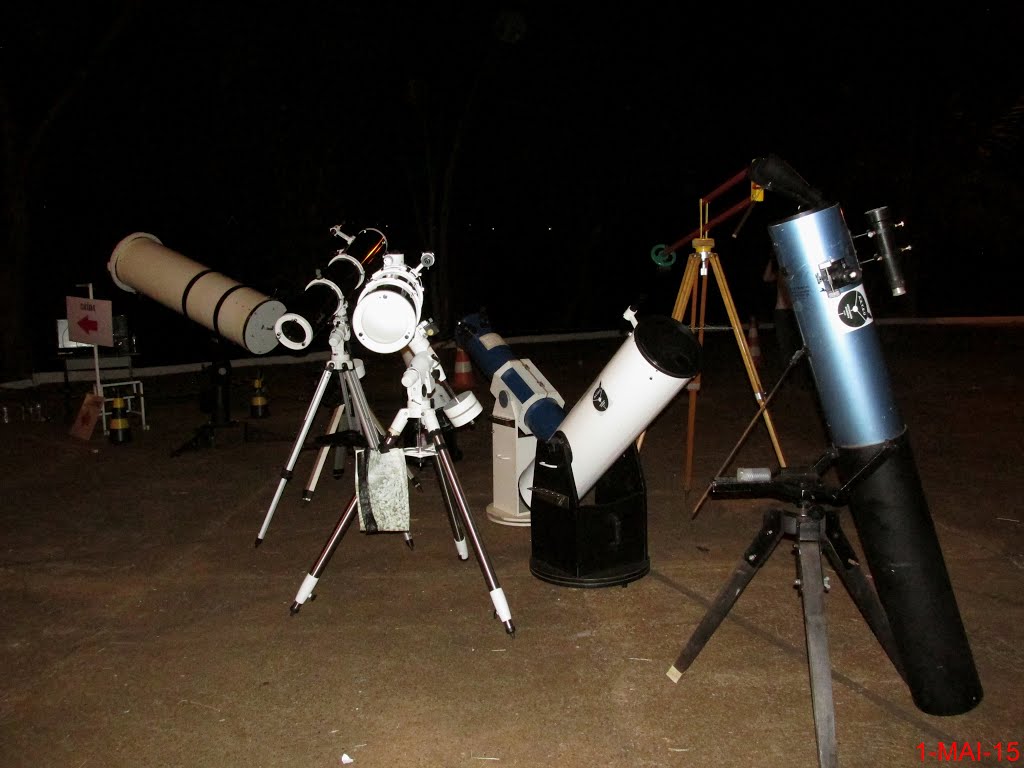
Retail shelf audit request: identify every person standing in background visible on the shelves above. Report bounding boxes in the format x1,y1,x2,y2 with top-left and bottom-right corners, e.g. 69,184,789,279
763,256,808,387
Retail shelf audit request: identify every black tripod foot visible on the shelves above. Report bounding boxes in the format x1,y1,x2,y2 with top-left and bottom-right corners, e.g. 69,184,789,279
669,505,886,768
170,420,243,457
670,509,783,676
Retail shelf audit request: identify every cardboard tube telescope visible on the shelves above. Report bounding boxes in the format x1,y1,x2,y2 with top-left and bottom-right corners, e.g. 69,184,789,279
108,233,286,355
767,203,982,716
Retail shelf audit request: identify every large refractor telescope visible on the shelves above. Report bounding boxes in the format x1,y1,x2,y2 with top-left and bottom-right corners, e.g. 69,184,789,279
108,232,285,354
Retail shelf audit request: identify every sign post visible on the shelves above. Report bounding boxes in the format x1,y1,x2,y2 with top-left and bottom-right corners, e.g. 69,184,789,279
65,292,114,348
65,285,114,423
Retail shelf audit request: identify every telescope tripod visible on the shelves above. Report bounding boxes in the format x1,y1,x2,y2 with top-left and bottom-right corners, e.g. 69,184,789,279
289,335,515,636
671,237,786,490
254,336,379,545
171,345,243,457
667,454,906,768
300,369,364,503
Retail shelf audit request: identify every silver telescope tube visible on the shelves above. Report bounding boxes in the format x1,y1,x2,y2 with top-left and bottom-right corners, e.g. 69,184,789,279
767,204,982,717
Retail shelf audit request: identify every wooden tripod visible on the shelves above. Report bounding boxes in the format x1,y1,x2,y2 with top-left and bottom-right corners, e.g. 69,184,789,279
670,236,786,490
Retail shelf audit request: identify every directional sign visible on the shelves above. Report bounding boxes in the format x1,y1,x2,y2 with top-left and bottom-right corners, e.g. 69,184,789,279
66,295,114,347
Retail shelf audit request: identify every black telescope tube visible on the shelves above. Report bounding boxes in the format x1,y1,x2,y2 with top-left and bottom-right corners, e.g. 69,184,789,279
838,433,981,715
348,228,388,270
748,154,827,209
279,281,343,344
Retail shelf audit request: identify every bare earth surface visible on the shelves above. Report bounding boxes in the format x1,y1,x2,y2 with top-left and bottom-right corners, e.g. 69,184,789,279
1,322,1022,768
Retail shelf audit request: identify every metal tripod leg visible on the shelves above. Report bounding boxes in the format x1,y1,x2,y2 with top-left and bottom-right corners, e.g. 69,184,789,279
667,509,784,681
430,429,515,636
333,368,360,479
255,366,335,545
290,493,360,614
433,451,469,560
668,506,886,768
302,404,346,502
795,523,839,768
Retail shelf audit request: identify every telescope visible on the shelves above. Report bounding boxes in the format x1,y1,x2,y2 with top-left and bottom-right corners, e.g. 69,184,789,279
456,312,566,441
273,227,385,351
522,309,701,505
268,236,513,635
455,311,567,525
275,225,434,356
526,308,701,586
108,232,285,355
351,251,434,354
751,154,982,716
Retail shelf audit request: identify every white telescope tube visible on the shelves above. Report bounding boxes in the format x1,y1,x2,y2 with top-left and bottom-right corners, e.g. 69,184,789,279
520,315,700,502
108,232,285,355
351,253,426,354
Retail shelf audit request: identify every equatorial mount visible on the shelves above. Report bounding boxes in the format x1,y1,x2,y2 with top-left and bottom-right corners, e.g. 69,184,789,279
256,229,515,635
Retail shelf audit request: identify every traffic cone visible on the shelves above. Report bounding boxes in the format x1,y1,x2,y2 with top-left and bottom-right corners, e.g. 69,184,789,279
250,373,269,418
747,316,762,368
108,396,132,444
452,345,477,391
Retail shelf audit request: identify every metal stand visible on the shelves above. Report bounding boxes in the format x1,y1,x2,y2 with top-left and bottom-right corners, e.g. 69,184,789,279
171,353,242,457
301,405,346,502
255,318,379,545
671,237,786,490
301,373,366,502
289,325,515,636
667,456,905,768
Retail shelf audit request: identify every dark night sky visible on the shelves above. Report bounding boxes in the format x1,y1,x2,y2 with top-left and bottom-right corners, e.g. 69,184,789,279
5,3,1023,367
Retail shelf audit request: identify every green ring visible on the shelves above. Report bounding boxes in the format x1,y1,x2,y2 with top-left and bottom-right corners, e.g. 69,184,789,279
651,244,675,267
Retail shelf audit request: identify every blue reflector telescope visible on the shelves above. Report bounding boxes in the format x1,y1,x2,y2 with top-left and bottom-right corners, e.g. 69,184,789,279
456,313,567,441
456,313,567,526
766,200,982,716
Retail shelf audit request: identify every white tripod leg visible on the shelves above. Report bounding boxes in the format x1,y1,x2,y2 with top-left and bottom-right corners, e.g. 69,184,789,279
302,404,346,502
255,367,334,545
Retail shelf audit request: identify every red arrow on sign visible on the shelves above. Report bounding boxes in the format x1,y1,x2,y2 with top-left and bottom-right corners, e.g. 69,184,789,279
77,316,99,334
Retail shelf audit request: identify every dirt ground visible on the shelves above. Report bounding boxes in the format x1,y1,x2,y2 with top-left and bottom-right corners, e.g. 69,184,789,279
1,321,1022,768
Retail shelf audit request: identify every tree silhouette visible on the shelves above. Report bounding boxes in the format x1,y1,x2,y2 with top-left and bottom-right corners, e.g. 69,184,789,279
1,3,138,380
